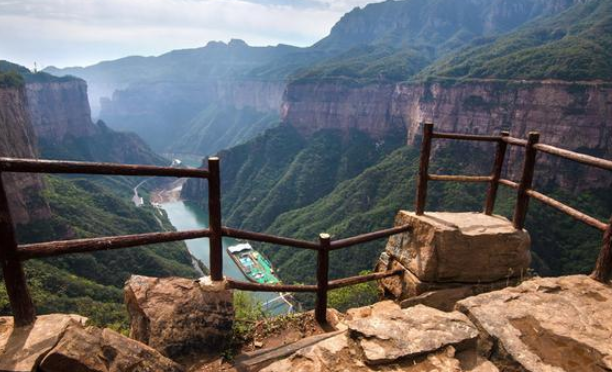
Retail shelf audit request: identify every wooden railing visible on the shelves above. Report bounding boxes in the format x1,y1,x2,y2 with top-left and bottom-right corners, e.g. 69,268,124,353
3,124,611,327
415,123,612,284
0,157,410,327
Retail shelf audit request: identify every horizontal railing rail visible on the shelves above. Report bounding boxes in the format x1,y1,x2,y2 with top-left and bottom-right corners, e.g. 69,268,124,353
0,156,409,326
415,123,612,285
17,229,212,260
221,227,320,250
0,157,210,178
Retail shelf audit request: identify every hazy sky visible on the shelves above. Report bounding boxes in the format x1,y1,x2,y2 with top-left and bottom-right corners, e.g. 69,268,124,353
1,0,382,69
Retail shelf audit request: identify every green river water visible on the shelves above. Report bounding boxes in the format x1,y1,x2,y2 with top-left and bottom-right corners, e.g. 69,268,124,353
161,200,292,315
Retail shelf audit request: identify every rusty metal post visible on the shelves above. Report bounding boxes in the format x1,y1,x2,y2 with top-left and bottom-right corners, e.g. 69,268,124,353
415,123,434,215
208,157,223,281
591,218,612,283
513,132,540,229
0,173,36,326
484,131,509,215
315,233,330,324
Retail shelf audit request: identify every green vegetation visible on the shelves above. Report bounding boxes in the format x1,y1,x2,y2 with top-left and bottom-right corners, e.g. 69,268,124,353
328,271,379,312
292,45,431,84
39,120,167,166
0,71,24,88
169,104,279,157
0,60,80,84
420,0,612,81
1,176,197,331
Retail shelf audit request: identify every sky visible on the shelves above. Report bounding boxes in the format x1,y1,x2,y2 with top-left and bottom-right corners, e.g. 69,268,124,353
0,0,382,69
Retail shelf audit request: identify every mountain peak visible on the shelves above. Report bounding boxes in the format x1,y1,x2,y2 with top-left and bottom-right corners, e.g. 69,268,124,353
228,39,249,48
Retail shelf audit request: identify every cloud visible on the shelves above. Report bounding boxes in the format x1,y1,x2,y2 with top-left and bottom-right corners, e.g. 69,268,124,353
0,0,383,68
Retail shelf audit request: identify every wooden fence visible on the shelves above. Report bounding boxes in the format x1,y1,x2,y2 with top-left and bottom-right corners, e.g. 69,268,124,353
0,157,409,326
1,124,611,327
415,123,612,284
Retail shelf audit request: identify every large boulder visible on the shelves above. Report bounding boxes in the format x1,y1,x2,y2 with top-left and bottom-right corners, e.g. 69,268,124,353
0,314,87,372
124,275,234,360
346,302,479,365
380,211,531,283
39,325,184,372
457,275,612,371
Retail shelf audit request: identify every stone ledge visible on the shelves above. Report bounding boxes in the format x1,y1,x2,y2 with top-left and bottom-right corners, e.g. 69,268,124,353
377,253,525,309
382,211,531,283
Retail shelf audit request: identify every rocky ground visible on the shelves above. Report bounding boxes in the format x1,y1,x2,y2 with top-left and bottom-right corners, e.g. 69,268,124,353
1,275,610,372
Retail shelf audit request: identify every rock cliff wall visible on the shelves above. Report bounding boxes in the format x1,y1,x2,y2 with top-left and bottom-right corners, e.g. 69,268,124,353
26,80,98,143
281,79,612,188
215,80,285,113
0,87,50,225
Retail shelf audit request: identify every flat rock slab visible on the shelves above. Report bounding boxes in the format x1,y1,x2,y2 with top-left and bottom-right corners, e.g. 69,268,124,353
347,302,479,365
382,211,530,283
0,314,87,372
261,302,485,372
457,275,612,372
39,325,184,372
261,334,465,372
124,275,234,360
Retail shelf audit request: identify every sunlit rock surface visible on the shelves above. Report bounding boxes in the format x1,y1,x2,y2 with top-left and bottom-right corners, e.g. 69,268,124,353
0,314,86,372
40,325,184,372
124,275,234,360
457,275,612,372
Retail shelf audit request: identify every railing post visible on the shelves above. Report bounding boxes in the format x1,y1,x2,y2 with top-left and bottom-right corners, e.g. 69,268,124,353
484,131,509,215
315,233,330,324
0,173,36,326
207,157,223,281
513,132,540,230
415,123,434,215
591,218,612,283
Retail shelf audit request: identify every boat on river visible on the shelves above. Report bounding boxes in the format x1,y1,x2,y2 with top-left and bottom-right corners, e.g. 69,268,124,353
227,243,281,285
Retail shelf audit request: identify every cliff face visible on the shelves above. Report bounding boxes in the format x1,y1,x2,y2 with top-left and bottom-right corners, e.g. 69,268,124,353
215,80,285,113
26,80,97,143
0,87,50,225
281,80,612,188
25,79,166,165
396,81,612,187
281,82,399,139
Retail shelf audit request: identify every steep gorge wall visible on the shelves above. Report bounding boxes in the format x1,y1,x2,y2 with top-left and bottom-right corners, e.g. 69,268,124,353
281,82,399,139
281,80,612,188
26,80,97,143
396,81,612,187
215,80,285,113
0,87,50,225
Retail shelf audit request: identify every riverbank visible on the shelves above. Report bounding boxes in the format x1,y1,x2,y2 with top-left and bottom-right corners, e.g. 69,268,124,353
150,178,186,204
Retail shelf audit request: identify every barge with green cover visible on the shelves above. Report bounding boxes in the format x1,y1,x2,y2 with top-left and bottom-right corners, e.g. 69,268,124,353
227,243,280,284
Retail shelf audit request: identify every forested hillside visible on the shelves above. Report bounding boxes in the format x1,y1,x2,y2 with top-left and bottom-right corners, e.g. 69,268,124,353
421,0,612,81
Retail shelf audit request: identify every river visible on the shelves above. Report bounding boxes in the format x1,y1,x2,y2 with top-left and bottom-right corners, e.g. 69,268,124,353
160,200,293,315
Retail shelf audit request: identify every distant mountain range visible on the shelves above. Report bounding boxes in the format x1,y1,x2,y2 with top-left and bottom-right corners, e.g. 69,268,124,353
45,0,594,156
